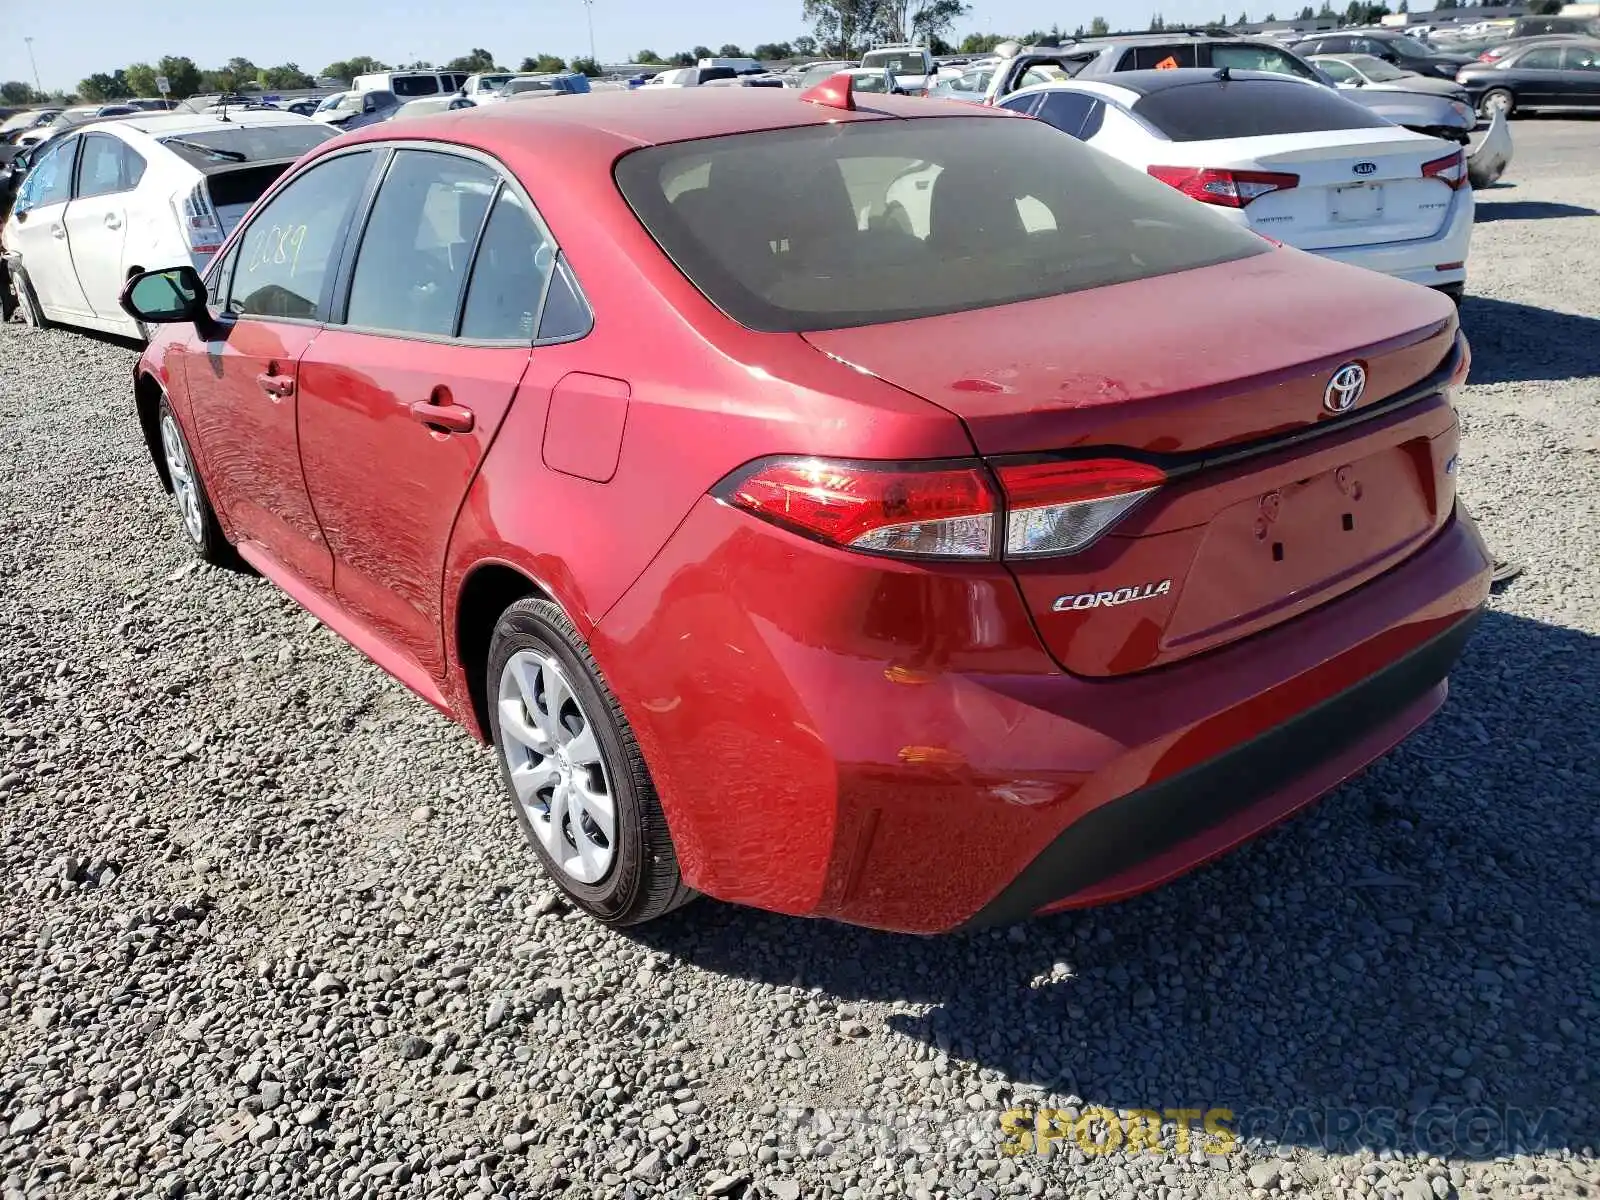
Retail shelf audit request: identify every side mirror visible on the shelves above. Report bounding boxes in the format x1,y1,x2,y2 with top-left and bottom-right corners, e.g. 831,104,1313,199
120,266,210,330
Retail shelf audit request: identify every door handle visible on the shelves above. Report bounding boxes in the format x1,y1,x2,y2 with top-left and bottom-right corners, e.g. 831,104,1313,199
50,223,66,240
408,399,475,434
255,373,295,398
104,213,122,230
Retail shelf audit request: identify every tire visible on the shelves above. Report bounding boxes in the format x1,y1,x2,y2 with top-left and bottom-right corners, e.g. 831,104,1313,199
1479,89,1515,119
1435,282,1465,307
487,598,694,926
156,396,236,566
13,268,49,329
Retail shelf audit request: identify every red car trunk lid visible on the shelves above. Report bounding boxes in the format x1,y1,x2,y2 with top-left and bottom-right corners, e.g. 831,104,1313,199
803,251,1464,676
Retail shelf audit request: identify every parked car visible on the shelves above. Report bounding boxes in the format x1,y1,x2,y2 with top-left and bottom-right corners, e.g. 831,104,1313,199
638,66,741,88
15,104,139,149
119,87,1490,932
991,69,1474,301
3,111,336,336
1,109,62,145
1473,32,1589,64
1291,29,1475,80
461,72,517,102
312,89,401,129
282,99,321,118
394,95,477,118
501,73,592,100
792,60,856,89
1309,52,1474,100
1455,39,1600,116
977,40,1503,179
351,69,472,99
1508,15,1599,40
127,99,180,112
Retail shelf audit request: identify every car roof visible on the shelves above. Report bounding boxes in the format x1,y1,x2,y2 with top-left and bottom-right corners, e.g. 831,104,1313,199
1062,67,1298,97
333,85,1005,156
113,111,318,138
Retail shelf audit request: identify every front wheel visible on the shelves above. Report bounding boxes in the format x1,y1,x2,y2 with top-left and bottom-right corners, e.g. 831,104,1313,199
488,598,694,926
157,397,235,565
1479,88,1515,119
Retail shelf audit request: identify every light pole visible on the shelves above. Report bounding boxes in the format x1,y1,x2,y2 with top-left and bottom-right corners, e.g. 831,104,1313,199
23,36,42,97
582,0,597,66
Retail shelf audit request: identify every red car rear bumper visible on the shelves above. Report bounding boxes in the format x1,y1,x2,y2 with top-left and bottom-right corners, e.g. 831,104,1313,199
593,499,1492,935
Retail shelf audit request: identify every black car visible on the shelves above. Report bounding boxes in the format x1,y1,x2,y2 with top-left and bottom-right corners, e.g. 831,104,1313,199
1291,29,1475,80
1509,15,1599,39
1456,38,1600,117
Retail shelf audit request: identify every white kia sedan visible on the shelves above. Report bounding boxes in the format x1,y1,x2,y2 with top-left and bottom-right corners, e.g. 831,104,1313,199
979,68,1474,300
2,110,336,337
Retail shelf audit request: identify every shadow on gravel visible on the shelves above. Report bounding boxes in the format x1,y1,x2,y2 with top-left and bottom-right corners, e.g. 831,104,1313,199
1474,200,1598,222
637,609,1598,1160
1458,296,1600,384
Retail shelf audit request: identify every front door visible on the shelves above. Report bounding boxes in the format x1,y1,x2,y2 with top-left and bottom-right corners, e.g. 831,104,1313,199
184,148,378,591
1560,44,1600,106
298,151,556,676
10,134,92,318
1513,45,1566,104
63,132,145,325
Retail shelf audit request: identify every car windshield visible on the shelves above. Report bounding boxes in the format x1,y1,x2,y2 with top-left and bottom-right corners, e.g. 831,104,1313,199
315,93,347,112
160,124,338,166
1349,54,1407,80
862,50,928,74
1134,78,1394,141
614,115,1268,334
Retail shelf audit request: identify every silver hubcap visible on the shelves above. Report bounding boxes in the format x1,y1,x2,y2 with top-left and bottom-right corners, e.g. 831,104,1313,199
159,411,204,545
497,649,616,884
1485,92,1511,114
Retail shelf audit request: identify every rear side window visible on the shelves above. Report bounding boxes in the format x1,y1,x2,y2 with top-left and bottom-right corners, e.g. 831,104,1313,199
392,76,440,97
459,186,556,340
1518,47,1564,69
1211,44,1318,79
229,151,374,321
1124,45,1198,70
1567,45,1600,70
346,150,498,337
1134,79,1392,141
76,133,145,198
1034,91,1102,139
614,116,1268,334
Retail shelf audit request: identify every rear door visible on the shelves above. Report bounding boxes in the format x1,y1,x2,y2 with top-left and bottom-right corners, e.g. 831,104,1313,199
9,134,92,318
295,148,552,678
63,131,146,322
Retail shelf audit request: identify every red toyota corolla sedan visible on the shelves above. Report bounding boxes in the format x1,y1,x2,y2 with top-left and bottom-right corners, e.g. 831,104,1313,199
122,80,1492,933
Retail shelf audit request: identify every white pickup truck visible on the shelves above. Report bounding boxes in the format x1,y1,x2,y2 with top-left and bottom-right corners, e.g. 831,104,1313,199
859,45,938,95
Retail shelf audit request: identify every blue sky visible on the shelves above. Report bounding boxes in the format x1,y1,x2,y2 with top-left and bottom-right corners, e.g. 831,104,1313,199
8,0,1430,90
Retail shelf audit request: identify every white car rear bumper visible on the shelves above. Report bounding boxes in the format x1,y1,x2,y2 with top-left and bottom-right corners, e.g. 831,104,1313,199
1303,187,1474,289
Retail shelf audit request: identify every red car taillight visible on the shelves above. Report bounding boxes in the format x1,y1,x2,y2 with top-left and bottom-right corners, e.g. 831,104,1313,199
1422,149,1468,191
995,458,1167,558
1147,165,1300,208
716,455,1164,560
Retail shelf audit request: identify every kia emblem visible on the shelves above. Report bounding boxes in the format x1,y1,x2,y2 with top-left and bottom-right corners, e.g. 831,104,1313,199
1324,363,1367,413
1353,161,1378,176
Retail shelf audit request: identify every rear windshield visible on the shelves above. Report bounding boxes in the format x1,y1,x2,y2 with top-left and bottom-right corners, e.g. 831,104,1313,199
1134,78,1393,142
160,124,337,167
614,116,1269,334
392,76,441,97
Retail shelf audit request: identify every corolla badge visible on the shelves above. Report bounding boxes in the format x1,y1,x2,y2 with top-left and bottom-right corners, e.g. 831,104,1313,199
1353,161,1378,176
1324,362,1367,413
1052,580,1172,612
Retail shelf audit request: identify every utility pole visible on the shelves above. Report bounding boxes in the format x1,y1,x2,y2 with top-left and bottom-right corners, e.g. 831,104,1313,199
23,36,42,97
583,0,597,65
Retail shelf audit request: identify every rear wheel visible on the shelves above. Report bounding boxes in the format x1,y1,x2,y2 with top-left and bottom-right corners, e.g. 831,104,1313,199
1479,88,1515,119
488,598,694,926
1435,282,1465,307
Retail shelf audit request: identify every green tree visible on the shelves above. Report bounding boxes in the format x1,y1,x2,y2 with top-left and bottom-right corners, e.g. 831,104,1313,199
1088,16,1111,35
718,43,745,57
0,80,32,104
569,56,602,77
518,54,568,72
445,48,500,72
257,63,314,89
753,43,794,59
124,62,159,96
691,45,714,59
634,49,666,63
1298,5,1314,17
793,35,818,55
322,55,390,83
1237,9,1249,23
1149,13,1166,30
78,71,132,102
958,32,1005,53
155,55,203,97
669,51,696,66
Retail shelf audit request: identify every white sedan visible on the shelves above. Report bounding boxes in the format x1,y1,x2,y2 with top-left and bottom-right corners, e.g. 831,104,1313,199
3,110,336,337
980,68,1473,299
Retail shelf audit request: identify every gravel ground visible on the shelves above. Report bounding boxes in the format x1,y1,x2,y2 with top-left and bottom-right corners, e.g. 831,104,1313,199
1,120,1597,1200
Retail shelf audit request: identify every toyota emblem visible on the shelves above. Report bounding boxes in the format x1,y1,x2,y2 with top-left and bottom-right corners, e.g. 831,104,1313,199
1324,363,1367,413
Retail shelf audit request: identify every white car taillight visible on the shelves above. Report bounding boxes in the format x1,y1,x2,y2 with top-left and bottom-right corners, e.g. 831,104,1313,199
1422,149,1468,191
994,459,1167,558
172,182,224,256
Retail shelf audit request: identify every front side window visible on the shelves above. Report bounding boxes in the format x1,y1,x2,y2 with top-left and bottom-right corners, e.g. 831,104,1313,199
1316,58,1358,83
460,185,558,340
1519,47,1564,69
615,116,1269,334
345,150,497,337
76,133,144,198
1212,45,1318,79
229,150,374,321
17,136,77,210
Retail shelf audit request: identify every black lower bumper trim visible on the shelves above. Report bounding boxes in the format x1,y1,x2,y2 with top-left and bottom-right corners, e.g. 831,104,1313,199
961,610,1482,930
